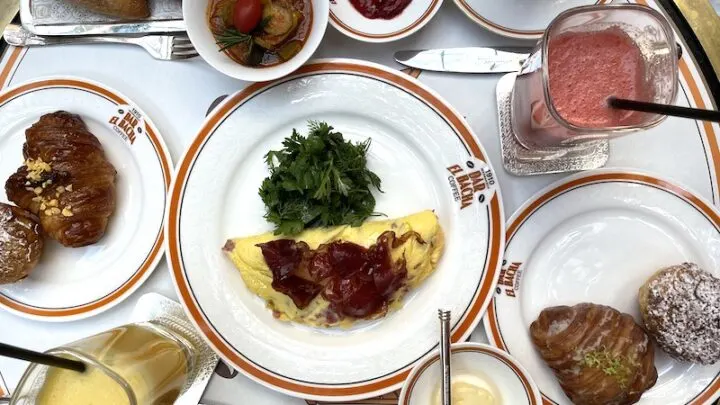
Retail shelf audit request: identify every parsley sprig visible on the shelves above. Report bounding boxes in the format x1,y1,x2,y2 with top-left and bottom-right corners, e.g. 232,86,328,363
259,121,383,235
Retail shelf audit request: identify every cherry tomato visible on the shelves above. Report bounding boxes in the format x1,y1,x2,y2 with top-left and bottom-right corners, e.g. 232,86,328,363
233,0,263,34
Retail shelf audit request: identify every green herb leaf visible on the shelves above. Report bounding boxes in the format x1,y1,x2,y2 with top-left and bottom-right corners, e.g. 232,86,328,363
214,28,254,52
258,15,272,31
258,121,383,235
580,346,634,389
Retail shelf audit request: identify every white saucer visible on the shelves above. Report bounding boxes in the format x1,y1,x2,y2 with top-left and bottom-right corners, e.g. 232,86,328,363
454,0,606,40
330,0,443,42
0,77,172,322
483,169,720,404
399,343,542,405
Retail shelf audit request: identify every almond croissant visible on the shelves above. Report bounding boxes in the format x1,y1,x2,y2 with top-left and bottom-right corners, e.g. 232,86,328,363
5,111,117,248
530,303,657,405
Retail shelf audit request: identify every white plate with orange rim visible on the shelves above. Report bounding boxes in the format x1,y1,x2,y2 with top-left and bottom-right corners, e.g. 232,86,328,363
399,342,543,405
166,58,504,401
0,77,172,322
483,169,720,405
330,0,443,42
454,0,609,40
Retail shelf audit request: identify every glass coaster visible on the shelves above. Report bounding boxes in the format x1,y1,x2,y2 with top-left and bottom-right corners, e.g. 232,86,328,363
496,73,609,176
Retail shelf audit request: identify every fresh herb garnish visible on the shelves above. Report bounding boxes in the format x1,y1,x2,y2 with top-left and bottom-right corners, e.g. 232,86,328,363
258,15,272,31
259,121,383,235
581,346,634,389
214,28,254,52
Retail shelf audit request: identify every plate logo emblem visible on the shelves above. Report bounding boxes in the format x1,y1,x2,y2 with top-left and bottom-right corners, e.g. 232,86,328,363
497,260,522,297
108,105,145,145
446,160,496,209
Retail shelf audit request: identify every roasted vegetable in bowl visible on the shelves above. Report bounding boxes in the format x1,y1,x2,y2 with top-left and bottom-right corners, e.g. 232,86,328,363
208,0,312,67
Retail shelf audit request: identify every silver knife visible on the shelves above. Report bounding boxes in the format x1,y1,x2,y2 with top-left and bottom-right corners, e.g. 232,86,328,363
394,47,532,74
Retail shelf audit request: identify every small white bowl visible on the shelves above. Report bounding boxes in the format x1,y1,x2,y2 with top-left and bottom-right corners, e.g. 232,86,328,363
399,343,543,405
329,0,443,43
183,0,329,82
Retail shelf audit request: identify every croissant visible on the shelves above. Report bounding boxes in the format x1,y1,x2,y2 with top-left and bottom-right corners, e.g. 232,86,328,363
69,0,150,19
529,303,657,405
5,111,117,248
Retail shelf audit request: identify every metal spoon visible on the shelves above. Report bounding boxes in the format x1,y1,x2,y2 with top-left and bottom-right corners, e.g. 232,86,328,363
439,309,452,405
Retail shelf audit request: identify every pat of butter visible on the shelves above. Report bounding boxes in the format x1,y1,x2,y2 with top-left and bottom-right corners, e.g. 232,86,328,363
433,373,500,405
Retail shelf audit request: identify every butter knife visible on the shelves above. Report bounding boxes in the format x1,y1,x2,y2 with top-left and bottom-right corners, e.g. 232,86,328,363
394,47,532,74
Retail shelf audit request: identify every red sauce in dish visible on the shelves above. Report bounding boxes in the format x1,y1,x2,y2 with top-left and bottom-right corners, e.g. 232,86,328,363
349,0,412,20
256,231,423,319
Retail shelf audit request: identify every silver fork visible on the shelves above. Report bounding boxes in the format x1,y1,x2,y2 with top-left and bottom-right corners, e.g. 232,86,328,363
3,24,197,61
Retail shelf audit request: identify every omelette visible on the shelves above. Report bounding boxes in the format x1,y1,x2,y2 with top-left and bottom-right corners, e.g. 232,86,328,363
223,210,444,327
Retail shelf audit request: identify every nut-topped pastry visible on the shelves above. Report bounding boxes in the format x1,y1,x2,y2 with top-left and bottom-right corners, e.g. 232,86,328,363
638,262,720,365
530,303,657,405
5,111,117,248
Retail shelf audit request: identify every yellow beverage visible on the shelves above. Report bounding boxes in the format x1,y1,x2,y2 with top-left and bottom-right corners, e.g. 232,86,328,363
32,323,192,405
37,364,131,405
0,0,18,33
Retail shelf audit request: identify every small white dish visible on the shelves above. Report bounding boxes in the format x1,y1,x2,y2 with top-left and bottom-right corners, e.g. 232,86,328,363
183,0,329,82
329,0,443,42
167,59,504,401
483,169,720,404
0,77,172,322
453,0,606,40
399,342,542,405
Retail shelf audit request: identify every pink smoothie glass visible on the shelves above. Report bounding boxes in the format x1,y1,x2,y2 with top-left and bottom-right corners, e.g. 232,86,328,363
511,4,679,150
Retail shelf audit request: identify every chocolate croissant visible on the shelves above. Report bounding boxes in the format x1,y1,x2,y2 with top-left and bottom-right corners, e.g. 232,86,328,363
5,111,117,248
530,303,657,405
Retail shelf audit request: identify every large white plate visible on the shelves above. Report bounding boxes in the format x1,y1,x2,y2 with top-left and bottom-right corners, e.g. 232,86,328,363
483,169,720,405
453,0,606,40
329,0,443,42
167,59,505,401
0,77,172,322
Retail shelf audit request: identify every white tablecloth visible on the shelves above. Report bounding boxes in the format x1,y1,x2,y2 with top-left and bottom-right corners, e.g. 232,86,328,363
0,0,717,403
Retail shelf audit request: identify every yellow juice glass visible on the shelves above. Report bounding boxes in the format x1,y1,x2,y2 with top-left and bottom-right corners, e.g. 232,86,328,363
10,322,195,405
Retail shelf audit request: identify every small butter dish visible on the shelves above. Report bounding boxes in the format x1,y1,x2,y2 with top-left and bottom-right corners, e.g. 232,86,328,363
399,343,542,405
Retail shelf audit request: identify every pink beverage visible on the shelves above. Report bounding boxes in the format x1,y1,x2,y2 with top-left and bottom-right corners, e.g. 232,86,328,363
548,28,648,128
510,5,679,150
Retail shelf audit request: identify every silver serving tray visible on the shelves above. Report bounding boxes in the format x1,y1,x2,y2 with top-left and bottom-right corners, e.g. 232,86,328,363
20,0,185,36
